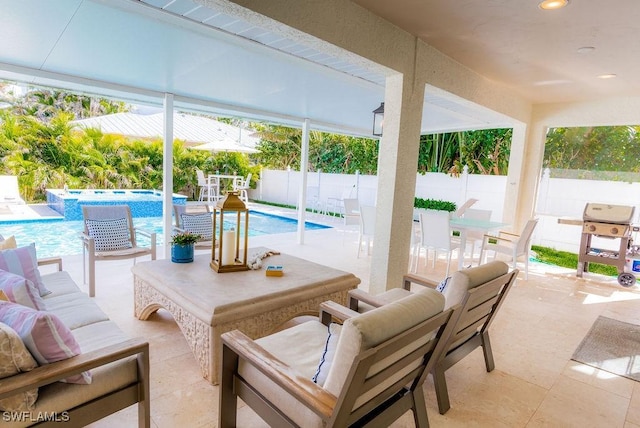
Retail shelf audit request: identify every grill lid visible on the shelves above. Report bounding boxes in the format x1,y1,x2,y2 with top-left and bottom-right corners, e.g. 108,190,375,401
583,203,635,224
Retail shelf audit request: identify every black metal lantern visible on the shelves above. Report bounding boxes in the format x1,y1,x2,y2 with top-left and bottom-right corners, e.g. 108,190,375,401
210,191,249,273
372,102,384,136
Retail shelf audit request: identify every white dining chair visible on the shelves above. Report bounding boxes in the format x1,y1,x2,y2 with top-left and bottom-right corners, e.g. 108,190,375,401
413,210,460,277
232,173,252,203
479,218,539,279
342,198,360,226
196,168,219,202
325,185,356,217
357,204,376,257
458,208,493,261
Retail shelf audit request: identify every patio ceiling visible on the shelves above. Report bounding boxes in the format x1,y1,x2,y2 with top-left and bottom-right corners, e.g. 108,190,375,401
353,0,640,104
0,0,513,136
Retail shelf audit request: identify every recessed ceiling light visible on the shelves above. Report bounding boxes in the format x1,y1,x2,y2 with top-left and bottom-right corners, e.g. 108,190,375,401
538,0,569,10
577,46,595,54
597,73,617,79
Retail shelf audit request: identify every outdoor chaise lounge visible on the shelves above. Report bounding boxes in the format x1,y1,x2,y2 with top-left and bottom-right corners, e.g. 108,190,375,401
0,176,26,206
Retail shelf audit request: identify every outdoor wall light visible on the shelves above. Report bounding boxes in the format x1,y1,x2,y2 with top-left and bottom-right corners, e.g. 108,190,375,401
372,102,384,137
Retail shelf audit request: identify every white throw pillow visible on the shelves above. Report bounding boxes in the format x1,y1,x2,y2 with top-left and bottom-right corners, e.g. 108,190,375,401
312,323,341,386
86,218,133,251
180,213,213,240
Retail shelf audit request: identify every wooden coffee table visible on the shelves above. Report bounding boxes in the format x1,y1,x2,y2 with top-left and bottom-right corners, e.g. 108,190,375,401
131,247,360,384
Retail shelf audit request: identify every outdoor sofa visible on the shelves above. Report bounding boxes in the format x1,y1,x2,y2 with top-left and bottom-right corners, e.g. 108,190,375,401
0,246,149,427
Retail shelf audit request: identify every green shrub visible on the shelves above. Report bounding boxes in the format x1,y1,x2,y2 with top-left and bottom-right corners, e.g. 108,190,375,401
413,197,457,212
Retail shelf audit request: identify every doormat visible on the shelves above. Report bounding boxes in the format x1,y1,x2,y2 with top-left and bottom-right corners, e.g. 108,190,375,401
571,316,640,382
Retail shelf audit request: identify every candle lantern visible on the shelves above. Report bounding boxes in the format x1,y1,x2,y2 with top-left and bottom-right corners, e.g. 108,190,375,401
210,191,249,273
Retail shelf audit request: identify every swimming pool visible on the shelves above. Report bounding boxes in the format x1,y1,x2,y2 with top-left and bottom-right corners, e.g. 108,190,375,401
0,211,329,258
46,189,188,220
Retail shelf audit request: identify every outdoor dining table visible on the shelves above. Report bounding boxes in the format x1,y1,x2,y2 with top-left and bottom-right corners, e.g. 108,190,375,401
207,173,241,197
449,216,508,269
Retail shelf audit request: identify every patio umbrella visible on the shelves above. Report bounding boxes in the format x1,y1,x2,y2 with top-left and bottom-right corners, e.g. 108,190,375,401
190,137,260,154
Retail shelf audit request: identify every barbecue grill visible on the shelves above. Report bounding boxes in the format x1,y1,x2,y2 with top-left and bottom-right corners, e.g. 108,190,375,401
578,203,636,285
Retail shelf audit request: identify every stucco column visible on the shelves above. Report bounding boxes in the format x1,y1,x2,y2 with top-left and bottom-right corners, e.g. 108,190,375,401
369,74,425,294
502,123,528,231
502,117,549,235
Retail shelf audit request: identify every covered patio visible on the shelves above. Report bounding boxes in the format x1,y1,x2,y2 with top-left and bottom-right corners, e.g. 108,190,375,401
42,214,633,427
2,1,640,426
3,0,640,295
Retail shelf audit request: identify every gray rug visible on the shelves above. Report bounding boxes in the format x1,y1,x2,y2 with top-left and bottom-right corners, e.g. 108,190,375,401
572,316,640,382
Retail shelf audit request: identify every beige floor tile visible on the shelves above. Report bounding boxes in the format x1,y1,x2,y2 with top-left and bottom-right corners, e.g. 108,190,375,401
562,360,635,399
626,383,640,426
50,205,640,427
528,375,630,428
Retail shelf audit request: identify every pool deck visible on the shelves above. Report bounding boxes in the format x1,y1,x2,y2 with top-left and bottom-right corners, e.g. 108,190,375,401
0,203,63,222
0,200,336,227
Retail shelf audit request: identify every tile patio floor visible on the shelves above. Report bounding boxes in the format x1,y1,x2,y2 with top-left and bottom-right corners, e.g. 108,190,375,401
25,208,640,427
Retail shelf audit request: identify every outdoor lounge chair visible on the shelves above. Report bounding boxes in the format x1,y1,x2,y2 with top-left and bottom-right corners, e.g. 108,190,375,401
173,203,214,248
219,288,459,428
348,261,518,414
0,175,26,205
81,205,156,297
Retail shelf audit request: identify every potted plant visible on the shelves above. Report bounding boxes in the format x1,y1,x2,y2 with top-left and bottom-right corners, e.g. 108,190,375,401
171,231,202,263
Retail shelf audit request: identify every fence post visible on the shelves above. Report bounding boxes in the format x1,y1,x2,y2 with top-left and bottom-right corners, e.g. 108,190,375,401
355,170,360,199
459,165,469,206
286,166,291,206
537,168,551,214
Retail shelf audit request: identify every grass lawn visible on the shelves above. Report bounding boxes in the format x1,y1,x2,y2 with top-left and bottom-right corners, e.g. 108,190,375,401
531,245,618,277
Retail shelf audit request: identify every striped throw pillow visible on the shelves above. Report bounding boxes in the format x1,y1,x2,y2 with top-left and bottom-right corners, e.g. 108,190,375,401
0,244,51,297
0,270,46,310
86,218,133,251
0,301,91,384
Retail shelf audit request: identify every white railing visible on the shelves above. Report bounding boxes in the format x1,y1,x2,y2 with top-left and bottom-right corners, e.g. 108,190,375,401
251,167,640,253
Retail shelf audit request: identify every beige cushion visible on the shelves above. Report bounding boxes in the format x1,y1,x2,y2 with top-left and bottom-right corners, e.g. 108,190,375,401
43,292,110,330
442,261,509,309
324,288,445,399
41,271,84,298
356,287,412,313
6,321,140,428
238,320,330,428
0,322,38,412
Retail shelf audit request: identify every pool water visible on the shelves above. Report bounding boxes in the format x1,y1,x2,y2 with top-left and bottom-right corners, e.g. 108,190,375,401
0,211,329,258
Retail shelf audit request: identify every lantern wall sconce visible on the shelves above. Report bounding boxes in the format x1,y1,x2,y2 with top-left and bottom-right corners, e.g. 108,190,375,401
372,102,384,137
210,191,249,273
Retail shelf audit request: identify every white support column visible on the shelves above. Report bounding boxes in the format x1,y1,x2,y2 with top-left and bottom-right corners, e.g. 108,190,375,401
297,119,311,244
162,93,174,258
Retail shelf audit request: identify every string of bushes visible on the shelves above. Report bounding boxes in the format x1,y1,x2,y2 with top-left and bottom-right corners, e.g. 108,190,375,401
413,197,457,212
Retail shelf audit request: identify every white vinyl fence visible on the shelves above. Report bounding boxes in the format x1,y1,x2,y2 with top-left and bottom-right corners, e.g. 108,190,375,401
251,167,640,254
